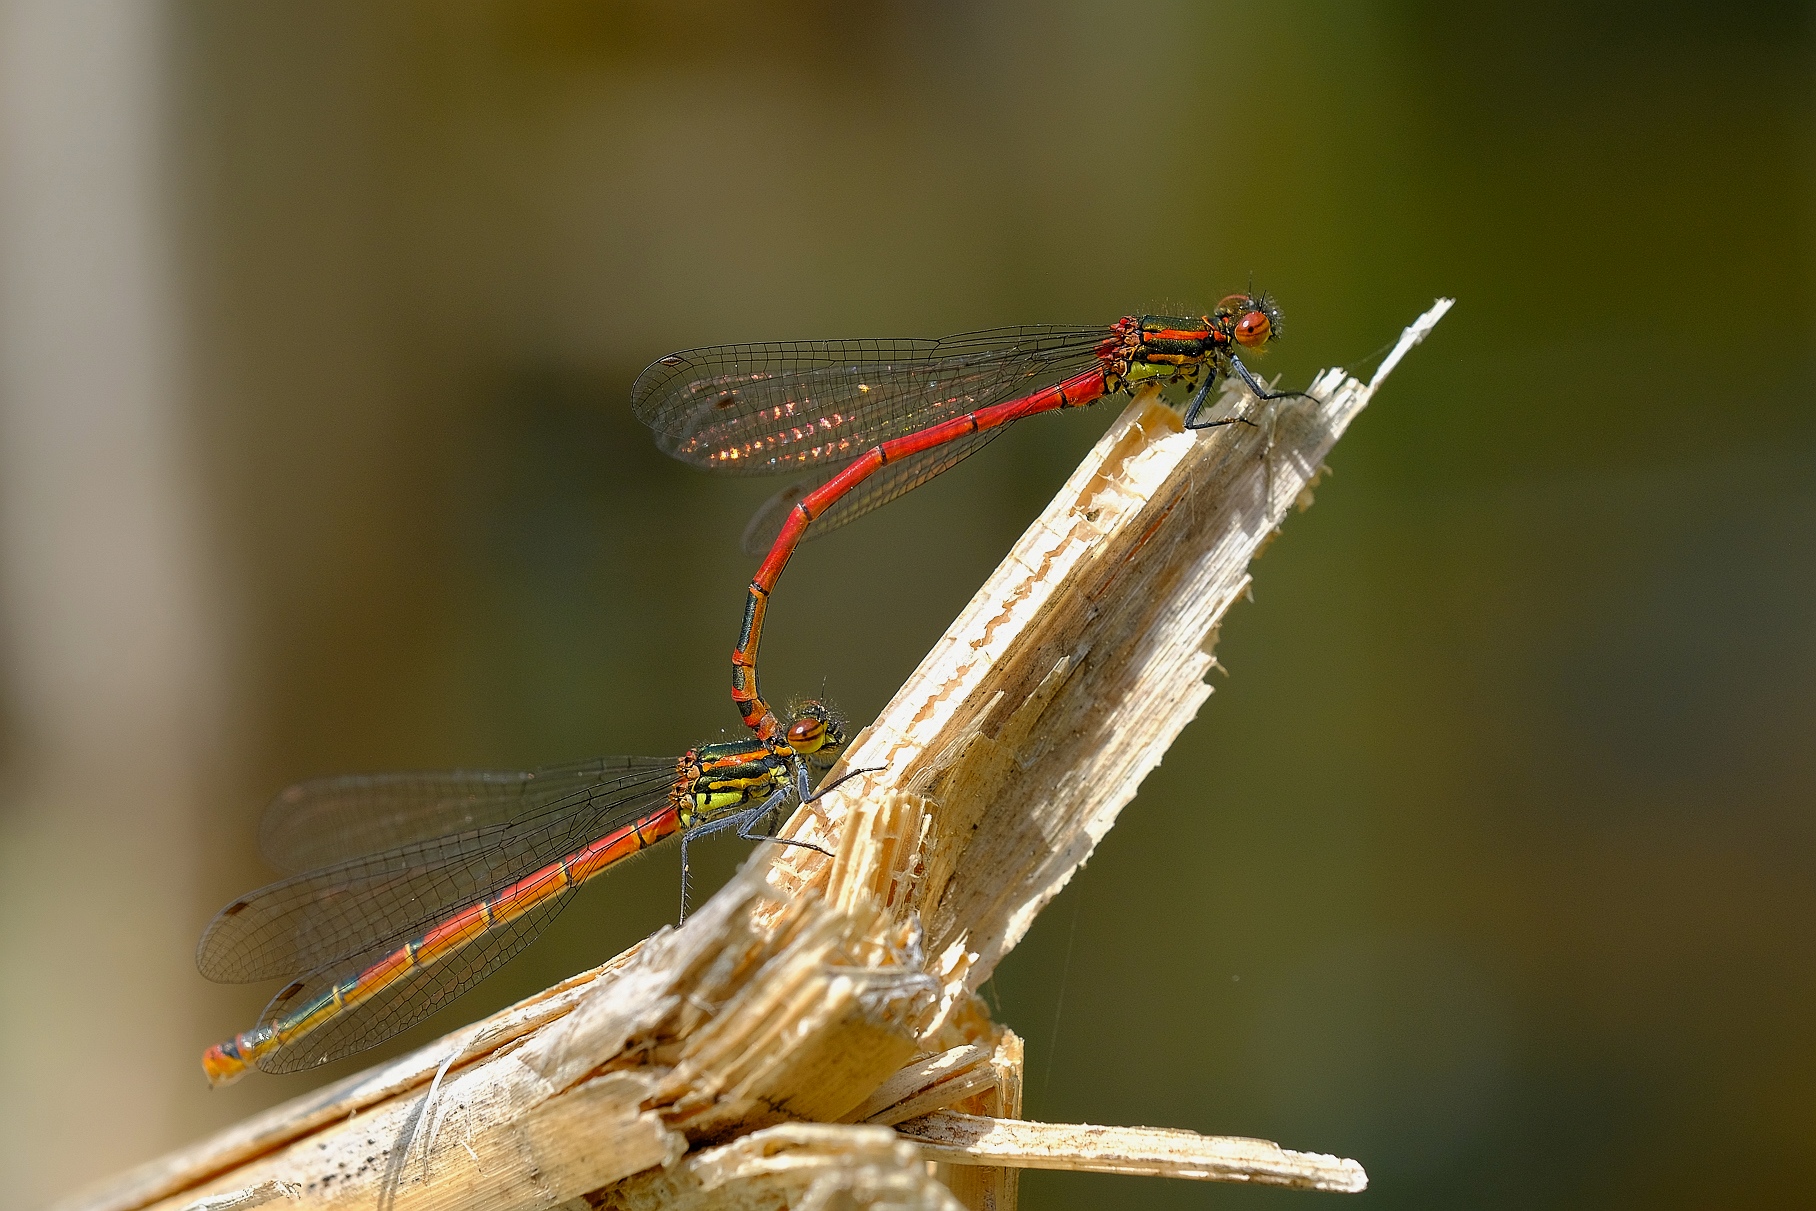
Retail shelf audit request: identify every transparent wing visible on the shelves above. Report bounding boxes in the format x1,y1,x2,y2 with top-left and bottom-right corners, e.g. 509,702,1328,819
249,883,570,1074
738,427,1008,556
633,325,1112,477
199,758,676,985
258,755,670,874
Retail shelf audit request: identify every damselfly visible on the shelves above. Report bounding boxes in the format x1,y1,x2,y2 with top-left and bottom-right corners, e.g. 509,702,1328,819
198,702,867,1084
634,293,1298,739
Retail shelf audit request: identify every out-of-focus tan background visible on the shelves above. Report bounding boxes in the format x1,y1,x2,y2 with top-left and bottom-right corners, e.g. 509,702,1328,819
1,3,1810,1207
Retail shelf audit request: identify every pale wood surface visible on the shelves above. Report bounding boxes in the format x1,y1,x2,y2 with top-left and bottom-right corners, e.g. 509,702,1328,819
59,300,1449,1211
595,1123,965,1211
839,1044,995,1126
898,1112,1369,1192
939,1029,1026,1210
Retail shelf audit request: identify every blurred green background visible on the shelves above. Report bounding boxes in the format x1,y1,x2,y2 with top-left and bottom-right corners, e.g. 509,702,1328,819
1,2,1811,1207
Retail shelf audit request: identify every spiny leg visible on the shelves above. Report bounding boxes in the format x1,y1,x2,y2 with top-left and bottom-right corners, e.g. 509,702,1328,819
799,761,886,803
1192,355,1317,515
1180,365,1258,431
679,799,772,920
678,788,835,921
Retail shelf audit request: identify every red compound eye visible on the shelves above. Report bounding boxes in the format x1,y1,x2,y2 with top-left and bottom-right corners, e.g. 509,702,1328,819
1233,309,1272,348
786,715,826,753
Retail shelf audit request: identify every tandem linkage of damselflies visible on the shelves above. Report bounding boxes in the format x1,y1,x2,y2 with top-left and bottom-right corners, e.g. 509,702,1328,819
198,290,1301,1083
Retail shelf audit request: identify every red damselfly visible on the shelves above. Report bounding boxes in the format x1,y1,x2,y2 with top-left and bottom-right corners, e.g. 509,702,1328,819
197,702,868,1084
634,293,1298,739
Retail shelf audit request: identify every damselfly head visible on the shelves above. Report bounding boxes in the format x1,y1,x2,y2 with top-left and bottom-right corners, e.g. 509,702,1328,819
784,698,849,759
1214,292,1285,350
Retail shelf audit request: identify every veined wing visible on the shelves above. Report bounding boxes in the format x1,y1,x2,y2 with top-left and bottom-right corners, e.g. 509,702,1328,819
258,755,674,874
633,325,1112,478
246,884,576,1073
738,427,1008,556
199,757,676,985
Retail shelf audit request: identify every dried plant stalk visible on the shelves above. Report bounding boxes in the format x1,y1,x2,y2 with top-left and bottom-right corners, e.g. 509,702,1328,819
898,1112,1367,1192
58,301,1451,1211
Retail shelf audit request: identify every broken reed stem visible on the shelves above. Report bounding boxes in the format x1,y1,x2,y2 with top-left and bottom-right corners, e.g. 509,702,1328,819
58,301,1451,1211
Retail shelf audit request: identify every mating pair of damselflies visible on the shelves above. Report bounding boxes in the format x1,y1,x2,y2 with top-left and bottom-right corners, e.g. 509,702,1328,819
199,293,1295,1083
